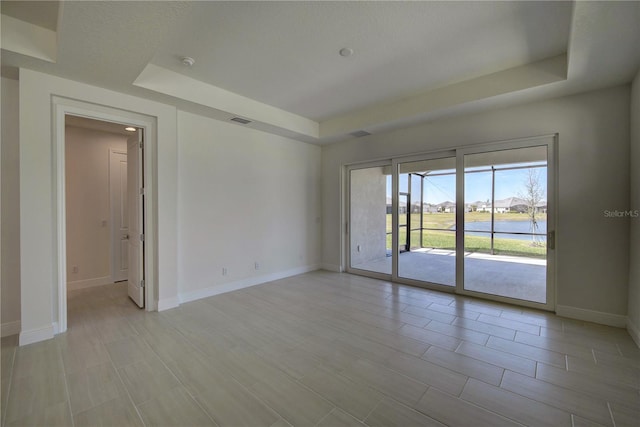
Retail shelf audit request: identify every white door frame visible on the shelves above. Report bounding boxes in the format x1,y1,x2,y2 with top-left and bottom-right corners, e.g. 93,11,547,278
53,97,157,334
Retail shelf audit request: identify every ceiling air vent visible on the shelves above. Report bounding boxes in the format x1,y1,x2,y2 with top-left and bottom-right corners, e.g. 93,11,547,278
231,117,251,124
350,130,371,138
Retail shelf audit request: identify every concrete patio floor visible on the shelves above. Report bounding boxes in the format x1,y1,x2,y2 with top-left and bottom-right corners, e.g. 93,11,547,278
352,248,546,303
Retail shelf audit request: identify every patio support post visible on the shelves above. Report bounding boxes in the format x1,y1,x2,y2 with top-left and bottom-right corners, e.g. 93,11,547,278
407,174,412,251
420,175,424,248
491,165,495,255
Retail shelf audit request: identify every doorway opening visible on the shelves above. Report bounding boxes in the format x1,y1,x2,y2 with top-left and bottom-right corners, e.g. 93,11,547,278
64,115,145,323
53,96,157,335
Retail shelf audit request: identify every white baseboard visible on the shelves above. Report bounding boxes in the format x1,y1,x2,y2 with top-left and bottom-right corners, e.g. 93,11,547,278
67,275,113,291
627,318,640,348
1,320,21,337
556,305,627,328
19,324,55,346
179,264,320,305
321,263,342,273
157,297,180,312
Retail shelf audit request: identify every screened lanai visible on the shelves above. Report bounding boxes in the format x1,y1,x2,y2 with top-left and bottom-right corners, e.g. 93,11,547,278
349,143,550,305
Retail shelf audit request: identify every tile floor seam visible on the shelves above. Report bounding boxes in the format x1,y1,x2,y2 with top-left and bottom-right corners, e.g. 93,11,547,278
288,369,345,414
311,406,338,427
55,339,76,427
423,386,528,427
162,386,220,427
501,369,618,426
361,397,383,423
336,359,431,407
1,340,17,427
606,401,617,427
196,346,296,427
497,367,507,388
225,375,293,426
136,334,220,427
101,334,147,427
457,380,543,427
420,346,505,386
224,337,339,426
155,321,251,386
248,376,334,427
614,342,624,357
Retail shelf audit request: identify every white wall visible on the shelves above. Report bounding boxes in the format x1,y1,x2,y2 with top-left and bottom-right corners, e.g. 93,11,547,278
349,166,387,267
1,77,21,336
629,69,640,345
65,126,127,288
322,85,631,323
176,111,321,302
18,69,178,345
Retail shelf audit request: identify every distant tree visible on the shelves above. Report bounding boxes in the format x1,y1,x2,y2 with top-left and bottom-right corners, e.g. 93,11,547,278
520,169,545,245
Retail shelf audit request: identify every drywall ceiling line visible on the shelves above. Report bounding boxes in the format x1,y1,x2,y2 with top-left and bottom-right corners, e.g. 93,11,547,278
319,54,568,138
133,63,319,139
0,14,57,62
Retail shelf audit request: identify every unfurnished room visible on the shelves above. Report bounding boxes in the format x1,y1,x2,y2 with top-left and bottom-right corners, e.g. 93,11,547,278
1,1,639,426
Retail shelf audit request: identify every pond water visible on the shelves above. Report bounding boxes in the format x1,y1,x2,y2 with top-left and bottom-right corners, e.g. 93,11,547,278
453,220,547,241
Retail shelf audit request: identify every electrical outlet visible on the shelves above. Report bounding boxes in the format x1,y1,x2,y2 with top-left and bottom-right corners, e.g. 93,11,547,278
254,262,260,270
72,266,79,273
357,245,361,252
222,267,227,276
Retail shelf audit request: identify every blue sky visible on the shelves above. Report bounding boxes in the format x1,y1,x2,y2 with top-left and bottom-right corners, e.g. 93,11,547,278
386,166,547,204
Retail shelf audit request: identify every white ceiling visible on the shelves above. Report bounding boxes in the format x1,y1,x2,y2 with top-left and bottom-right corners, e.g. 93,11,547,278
151,1,572,121
2,1,640,145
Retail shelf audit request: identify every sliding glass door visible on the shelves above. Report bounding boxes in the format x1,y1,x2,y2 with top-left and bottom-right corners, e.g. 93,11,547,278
346,136,555,309
347,161,392,278
395,155,457,287
458,141,554,306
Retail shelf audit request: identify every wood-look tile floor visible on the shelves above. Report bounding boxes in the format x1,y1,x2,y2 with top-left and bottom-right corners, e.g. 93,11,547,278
1,271,639,426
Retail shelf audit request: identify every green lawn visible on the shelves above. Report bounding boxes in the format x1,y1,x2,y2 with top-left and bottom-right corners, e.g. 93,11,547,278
386,212,546,259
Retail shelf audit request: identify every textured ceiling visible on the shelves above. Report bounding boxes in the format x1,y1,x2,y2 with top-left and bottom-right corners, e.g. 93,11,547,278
2,1,640,144
151,1,572,121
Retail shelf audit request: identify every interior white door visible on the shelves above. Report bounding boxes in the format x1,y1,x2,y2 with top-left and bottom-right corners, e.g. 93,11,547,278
110,151,128,282
127,130,144,308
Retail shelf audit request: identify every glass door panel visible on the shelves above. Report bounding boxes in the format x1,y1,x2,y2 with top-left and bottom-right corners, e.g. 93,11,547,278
348,164,392,276
397,156,456,286
462,145,548,303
